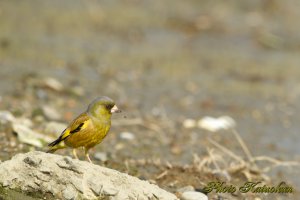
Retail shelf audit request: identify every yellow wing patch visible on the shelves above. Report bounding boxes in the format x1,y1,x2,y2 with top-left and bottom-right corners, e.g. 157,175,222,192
81,120,90,129
61,129,71,140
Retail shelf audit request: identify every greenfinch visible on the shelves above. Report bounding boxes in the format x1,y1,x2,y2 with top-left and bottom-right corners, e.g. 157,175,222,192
47,96,120,163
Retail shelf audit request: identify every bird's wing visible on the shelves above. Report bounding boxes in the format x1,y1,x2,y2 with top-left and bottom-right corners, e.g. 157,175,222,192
48,113,91,147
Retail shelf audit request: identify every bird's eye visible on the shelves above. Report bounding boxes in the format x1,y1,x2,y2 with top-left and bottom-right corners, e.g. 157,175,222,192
106,104,113,110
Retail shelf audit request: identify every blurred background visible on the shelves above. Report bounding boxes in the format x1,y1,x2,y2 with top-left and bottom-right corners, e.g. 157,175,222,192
0,0,300,199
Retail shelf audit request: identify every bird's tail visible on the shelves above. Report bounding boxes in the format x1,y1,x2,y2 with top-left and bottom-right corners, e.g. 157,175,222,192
46,137,66,153
46,147,58,153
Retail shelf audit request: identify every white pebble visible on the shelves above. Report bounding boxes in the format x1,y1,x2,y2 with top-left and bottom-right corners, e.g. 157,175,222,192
181,191,208,200
183,119,196,129
177,185,195,193
0,110,15,123
44,77,64,91
119,132,135,140
198,116,236,132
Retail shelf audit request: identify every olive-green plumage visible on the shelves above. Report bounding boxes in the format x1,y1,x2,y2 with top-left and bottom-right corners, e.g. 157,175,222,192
47,96,120,163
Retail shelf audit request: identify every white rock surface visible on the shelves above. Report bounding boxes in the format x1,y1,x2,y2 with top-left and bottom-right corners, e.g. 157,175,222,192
0,151,178,200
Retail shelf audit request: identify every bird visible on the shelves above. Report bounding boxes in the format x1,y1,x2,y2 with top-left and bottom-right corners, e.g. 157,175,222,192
47,96,121,163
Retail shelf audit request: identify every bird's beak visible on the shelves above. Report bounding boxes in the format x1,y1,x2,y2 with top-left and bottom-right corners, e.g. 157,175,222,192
111,105,121,113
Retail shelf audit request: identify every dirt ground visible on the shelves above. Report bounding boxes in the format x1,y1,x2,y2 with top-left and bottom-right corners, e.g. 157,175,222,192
0,0,300,199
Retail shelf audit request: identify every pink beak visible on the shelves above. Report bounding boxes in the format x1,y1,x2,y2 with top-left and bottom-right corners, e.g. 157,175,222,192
111,105,121,113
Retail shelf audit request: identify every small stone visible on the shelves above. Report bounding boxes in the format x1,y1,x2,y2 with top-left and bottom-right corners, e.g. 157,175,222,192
43,77,64,92
197,116,236,132
94,152,108,162
0,110,15,123
177,185,195,193
183,119,196,129
181,191,208,200
119,132,135,140
42,106,61,121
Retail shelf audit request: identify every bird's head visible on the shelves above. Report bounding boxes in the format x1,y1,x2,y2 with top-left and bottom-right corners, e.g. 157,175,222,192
87,96,121,118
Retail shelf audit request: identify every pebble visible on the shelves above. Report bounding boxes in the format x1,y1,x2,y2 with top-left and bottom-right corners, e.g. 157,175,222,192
94,152,108,162
43,77,64,92
197,116,236,132
177,185,195,193
42,105,61,121
0,110,15,123
183,119,196,129
181,191,208,200
119,132,135,140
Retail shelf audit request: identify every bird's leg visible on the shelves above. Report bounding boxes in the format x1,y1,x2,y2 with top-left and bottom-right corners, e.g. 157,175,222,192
72,149,78,159
85,148,93,163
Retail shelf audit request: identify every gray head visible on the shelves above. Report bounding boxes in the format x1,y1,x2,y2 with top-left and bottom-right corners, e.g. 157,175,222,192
87,96,120,117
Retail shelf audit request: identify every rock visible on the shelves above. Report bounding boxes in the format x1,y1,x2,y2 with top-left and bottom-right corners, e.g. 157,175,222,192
0,110,15,124
119,131,135,140
0,151,178,200
44,121,67,136
94,152,108,162
177,185,195,193
43,77,64,92
183,119,196,129
42,105,61,121
197,116,236,132
14,118,33,128
181,191,208,200
12,123,53,147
